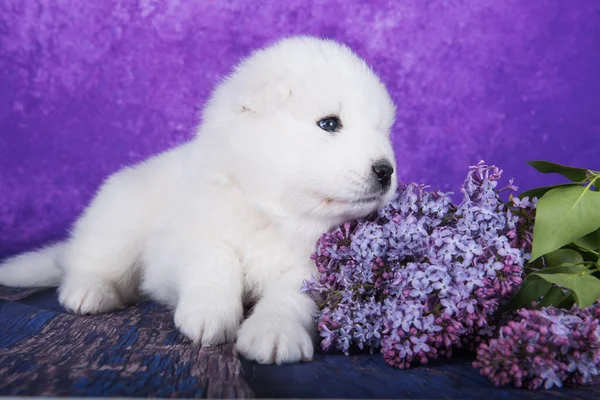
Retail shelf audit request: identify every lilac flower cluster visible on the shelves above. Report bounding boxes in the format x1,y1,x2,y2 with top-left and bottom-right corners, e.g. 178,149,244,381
302,161,535,369
474,302,600,389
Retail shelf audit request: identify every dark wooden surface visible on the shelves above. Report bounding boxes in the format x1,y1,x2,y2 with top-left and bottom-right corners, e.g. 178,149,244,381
2,286,599,398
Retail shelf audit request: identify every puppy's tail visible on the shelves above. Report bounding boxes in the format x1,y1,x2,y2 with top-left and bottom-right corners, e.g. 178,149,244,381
0,242,65,287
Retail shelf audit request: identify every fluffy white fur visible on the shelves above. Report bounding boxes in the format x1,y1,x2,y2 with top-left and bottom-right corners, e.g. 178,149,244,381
0,36,397,364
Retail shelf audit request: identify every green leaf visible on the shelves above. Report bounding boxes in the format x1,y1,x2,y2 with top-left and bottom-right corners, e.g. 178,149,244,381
530,185,600,260
532,268,600,308
526,160,592,182
538,286,567,308
574,228,600,251
506,275,552,310
525,256,545,271
543,249,584,268
569,276,600,307
518,183,582,200
557,292,576,309
565,243,600,262
534,264,586,275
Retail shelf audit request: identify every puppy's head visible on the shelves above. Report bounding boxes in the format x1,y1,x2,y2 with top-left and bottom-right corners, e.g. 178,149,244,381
201,36,397,226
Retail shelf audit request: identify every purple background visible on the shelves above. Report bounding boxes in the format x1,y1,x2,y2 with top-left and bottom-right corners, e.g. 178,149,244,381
1,0,599,257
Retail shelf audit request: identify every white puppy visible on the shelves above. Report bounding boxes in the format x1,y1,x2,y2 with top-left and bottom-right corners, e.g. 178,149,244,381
0,36,397,364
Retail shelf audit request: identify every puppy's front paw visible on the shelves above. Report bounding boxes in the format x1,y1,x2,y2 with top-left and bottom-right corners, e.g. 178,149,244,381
174,296,243,346
235,314,314,364
59,276,123,315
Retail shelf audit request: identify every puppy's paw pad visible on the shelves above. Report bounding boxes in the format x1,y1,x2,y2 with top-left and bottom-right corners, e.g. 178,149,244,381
236,314,313,364
174,299,242,346
59,278,123,314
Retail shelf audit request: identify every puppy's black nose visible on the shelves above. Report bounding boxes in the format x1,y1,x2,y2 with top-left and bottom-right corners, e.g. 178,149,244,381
372,160,394,190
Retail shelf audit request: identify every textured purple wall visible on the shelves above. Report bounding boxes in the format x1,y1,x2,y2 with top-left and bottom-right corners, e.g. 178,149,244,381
1,0,599,256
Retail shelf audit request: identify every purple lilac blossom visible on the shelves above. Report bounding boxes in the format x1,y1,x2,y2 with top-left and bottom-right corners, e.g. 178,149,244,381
302,161,535,369
474,302,600,390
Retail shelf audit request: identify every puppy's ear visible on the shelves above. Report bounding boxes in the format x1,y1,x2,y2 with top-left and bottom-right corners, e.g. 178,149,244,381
238,75,292,115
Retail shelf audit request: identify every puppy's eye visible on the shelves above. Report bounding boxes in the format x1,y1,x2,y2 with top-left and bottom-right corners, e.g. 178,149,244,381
318,116,342,133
